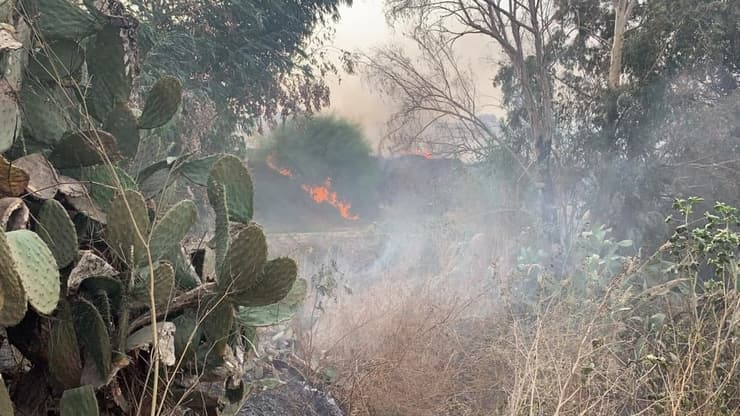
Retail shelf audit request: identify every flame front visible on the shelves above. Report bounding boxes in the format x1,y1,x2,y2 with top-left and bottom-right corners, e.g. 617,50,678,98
302,178,359,221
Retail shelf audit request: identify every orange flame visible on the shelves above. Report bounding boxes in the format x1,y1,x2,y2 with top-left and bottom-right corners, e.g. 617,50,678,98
302,178,359,221
266,154,294,178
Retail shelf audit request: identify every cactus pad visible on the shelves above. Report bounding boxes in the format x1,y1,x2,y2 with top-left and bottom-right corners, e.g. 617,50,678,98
0,231,26,325
78,276,123,314
103,103,139,159
130,261,175,309
20,81,73,146
68,251,119,294
219,225,267,296
137,76,182,129
60,385,99,416
36,199,77,268
233,257,297,307
28,39,85,82
73,297,111,385
173,311,201,361
0,155,29,196
202,299,235,356
6,229,60,314
49,301,82,389
12,153,60,200
209,182,229,271
0,197,29,231
86,25,132,121
0,376,12,416
71,164,137,212
105,189,150,266
49,129,122,169
149,200,197,261
35,0,100,40
237,278,307,327
168,246,201,289
207,155,254,224
0,81,18,154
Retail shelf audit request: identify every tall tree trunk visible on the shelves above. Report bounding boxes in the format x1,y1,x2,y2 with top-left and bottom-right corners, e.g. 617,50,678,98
608,0,636,90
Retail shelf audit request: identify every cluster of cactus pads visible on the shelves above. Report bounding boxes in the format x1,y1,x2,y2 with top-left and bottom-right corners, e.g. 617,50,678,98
0,0,306,414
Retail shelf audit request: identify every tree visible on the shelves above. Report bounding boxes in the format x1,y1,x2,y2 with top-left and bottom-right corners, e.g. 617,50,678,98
131,0,351,143
377,0,563,239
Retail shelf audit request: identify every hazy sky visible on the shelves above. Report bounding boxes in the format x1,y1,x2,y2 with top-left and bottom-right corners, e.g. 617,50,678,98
325,0,393,143
324,0,506,148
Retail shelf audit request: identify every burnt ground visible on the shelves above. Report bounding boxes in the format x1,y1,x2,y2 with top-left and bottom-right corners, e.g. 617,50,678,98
238,362,343,416
238,381,343,416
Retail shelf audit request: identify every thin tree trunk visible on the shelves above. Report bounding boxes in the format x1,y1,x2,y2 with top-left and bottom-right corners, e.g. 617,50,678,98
608,0,636,90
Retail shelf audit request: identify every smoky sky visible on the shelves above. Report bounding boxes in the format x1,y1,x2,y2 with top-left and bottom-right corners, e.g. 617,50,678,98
326,0,507,149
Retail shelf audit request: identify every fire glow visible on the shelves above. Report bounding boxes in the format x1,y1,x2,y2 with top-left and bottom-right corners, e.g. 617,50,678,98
266,154,294,178
302,178,359,221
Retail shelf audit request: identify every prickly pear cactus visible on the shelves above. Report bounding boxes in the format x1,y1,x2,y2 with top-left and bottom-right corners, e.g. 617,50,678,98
0,376,12,416
233,257,297,307
27,38,85,82
237,278,307,327
137,75,183,129
0,230,26,325
5,229,60,314
105,189,150,266
130,260,175,308
202,299,235,356
36,199,78,268
73,298,111,385
0,155,29,196
103,103,139,159
60,384,99,416
49,301,83,389
0,81,18,153
218,225,267,297
49,129,122,169
209,182,229,270
86,24,132,121
207,155,254,224
35,0,100,40
149,200,197,261
73,164,137,212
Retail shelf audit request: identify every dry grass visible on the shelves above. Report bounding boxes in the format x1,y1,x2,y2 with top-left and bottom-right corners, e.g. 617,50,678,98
292,260,740,416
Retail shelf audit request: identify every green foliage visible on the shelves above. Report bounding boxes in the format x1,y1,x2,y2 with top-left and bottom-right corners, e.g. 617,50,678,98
130,0,347,140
